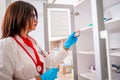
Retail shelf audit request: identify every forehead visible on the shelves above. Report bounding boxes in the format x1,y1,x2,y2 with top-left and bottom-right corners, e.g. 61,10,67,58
33,10,35,14
32,10,36,15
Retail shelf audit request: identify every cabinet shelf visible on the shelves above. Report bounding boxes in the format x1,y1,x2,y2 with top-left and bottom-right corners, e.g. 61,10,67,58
103,18,120,80
49,37,67,41
79,27,93,36
78,51,94,55
80,72,96,80
80,27,93,32
105,18,120,33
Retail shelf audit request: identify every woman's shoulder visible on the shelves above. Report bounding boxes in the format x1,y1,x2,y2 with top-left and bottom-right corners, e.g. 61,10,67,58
0,37,16,47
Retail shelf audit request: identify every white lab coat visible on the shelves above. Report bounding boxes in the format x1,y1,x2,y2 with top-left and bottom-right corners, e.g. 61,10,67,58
0,35,68,80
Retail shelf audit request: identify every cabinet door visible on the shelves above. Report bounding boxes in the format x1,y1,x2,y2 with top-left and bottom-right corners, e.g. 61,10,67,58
43,3,78,80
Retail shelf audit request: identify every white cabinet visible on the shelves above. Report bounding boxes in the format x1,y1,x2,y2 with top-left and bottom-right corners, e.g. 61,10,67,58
76,17,120,80
74,0,120,80
45,0,120,80
101,18,120,80
77,27,96,80
74,0,96,80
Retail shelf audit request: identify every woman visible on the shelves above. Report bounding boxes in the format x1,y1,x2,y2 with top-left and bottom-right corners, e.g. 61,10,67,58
0,1,78,80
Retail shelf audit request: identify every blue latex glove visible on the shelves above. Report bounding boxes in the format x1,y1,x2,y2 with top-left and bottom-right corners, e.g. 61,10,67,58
64,32,78,49
40,68,59,80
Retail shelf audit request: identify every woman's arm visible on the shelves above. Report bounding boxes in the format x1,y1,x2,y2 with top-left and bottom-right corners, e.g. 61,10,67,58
44,32,78,68
0,38,16,80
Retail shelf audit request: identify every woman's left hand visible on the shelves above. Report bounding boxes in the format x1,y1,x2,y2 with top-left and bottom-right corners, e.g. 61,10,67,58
40,68,59,80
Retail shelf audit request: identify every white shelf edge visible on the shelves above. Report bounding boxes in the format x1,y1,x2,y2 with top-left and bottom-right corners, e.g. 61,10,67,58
80,72,96,79
49,37,67,41
105,18,120,32
105,18,120,24
78,51,94,55
80,27,93,32
110,51,120,57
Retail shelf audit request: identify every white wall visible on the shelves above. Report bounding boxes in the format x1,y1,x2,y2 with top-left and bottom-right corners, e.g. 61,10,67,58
27,0,47,50
0,0,6,38
104,3,120,49
110,32,120,49
74,0,92,29
104,3,120,19
0,0,11,38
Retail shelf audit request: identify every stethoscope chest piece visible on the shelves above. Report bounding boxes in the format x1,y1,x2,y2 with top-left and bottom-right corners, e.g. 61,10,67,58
37,66,42,72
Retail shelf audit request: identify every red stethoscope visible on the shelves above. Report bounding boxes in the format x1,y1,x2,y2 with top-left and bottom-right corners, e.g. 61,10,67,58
13,36,44,75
